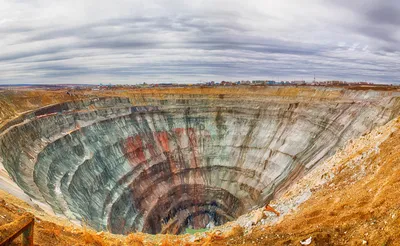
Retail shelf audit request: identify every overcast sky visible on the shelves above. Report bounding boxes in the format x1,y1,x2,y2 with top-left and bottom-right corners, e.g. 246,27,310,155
0,0,399,84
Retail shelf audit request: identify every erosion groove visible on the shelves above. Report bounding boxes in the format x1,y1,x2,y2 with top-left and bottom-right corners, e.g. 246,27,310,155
1,88,400,235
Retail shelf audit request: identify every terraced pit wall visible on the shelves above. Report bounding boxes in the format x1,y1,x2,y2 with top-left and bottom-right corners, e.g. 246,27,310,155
1,87,400,235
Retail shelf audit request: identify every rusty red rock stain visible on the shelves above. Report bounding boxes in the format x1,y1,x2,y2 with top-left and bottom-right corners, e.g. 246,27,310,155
124,135,146,165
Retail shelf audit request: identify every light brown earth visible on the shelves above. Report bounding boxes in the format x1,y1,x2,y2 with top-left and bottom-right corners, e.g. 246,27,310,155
0,89,89,128
1,86,400,245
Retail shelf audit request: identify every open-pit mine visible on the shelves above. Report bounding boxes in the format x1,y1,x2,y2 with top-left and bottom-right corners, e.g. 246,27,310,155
1,86,400,245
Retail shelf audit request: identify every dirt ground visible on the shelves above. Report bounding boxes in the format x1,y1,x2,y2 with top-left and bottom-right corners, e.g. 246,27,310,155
0,191,127,246
0,89,91,128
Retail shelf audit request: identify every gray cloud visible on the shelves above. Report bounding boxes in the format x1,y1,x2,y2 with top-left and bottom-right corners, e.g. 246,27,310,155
0,0,399,84
367,3,400,26
327,0,400,52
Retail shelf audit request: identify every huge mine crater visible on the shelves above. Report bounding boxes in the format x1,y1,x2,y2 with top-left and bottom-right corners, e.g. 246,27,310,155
1,88,399,235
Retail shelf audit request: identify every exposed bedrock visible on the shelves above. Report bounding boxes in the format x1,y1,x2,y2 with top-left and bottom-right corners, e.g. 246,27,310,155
1,88,400,235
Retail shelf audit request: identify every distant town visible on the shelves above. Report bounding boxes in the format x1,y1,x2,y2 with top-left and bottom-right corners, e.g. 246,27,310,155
0,80,396,91
89,80,389,90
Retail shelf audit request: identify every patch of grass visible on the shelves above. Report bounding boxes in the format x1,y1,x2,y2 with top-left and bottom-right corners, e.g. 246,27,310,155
185,228,209,234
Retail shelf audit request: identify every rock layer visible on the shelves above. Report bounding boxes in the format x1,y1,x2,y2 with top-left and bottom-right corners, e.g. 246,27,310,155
1,87,400,235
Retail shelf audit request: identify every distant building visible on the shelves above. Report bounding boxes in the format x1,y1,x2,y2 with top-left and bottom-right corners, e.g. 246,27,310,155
252,80,265,85
221,81,234,86
292,80,306,85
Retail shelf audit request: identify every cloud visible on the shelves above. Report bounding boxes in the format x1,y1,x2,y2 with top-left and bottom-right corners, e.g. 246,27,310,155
367,3,400,26
326,0,400,52
0,0,399,84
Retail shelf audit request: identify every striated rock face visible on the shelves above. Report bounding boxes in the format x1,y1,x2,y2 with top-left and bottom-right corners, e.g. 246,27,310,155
1,87,400,235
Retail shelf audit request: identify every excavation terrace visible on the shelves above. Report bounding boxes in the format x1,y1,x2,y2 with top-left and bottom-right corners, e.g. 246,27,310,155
1,86,400,236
